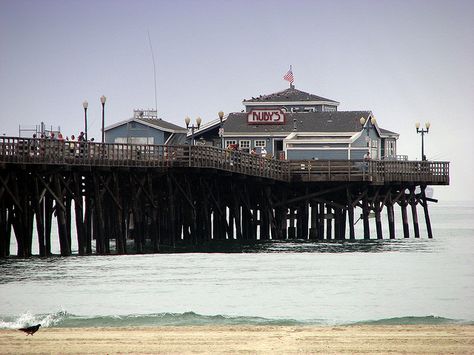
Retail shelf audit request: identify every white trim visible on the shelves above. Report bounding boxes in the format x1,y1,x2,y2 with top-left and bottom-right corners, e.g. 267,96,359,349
201,115,227,129
224,139,237,147
105,118,187,134
243,100,340,107
225,131,358,138
105,118,131,131
187,114,229,138
239,139,250,148
361,112,382,136
290,132,356,137
380,132,400,139
286,147,350,150
164,134,173,145
224,132,289,137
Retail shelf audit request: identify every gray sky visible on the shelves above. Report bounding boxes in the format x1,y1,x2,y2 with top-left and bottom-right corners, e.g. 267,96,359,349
1,0,473,201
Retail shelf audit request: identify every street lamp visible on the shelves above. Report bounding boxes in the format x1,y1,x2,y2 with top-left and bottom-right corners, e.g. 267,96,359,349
185,116,202,146
415,121,430,161
82,100,88,142
100,95,107,143
360,116,377,154
218,111,224,148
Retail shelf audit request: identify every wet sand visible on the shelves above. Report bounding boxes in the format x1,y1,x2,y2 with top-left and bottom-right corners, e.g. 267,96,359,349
1,325,473,354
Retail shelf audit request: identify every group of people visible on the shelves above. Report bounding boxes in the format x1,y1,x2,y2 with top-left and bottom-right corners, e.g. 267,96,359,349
250,146,268,158
24,131,97,158
33,131,93,143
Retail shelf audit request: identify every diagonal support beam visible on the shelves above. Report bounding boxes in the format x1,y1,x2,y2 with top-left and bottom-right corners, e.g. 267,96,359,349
35,173,66,211
275,185,347,207
170,174,195,210
131,174,157,208
99,175,122,210
0,175,23,212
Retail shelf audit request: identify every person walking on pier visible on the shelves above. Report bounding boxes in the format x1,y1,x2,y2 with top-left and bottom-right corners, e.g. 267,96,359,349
69,135,76,156
30,134,38,157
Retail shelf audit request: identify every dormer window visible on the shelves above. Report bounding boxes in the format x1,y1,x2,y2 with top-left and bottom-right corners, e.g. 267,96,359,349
323,105,337,112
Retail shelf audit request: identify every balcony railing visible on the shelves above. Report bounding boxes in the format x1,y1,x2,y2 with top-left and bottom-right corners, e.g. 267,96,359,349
0,136,449,185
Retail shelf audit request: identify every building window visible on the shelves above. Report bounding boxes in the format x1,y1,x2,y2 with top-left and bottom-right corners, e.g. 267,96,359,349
225,140,236,148
254,140,266,147
239,140,250,153
370,139,378,159
386,140,396,157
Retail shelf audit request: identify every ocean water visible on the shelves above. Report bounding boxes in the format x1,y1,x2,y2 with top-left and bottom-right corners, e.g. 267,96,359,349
1,201,473,328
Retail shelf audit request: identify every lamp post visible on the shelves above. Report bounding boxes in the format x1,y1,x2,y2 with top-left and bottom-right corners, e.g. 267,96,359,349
415,121,430,161
185,116,202,146
100,95,106,143
82,100,88,142
360,116,377,156
218,111,224,148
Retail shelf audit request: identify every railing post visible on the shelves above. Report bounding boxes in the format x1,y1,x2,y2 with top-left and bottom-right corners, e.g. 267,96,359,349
188,145,192,167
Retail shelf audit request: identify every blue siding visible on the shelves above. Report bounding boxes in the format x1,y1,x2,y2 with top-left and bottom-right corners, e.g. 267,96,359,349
350,149,366,160
353,128,378,147
225,136,287,156
105,122,166,144
287,149,348,160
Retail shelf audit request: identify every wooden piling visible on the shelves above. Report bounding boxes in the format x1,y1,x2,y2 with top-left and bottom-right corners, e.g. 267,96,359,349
401,193,410,238
410,188,420,238
326,205,332,240
420,186,433,238
362,194,370,240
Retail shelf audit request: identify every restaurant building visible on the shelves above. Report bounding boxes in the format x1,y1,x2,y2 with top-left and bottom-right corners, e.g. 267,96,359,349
192,85,399,160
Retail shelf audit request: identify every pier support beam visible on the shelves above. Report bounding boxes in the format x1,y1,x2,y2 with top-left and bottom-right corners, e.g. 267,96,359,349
420,186,433,239
400,193,410,239
410,188,420,239
362,194,370,240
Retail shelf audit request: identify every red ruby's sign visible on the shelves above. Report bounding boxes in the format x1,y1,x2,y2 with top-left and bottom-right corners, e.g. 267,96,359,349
247,108,286,125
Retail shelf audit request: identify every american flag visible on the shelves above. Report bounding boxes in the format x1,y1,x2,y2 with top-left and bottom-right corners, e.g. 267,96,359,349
283,66,294,83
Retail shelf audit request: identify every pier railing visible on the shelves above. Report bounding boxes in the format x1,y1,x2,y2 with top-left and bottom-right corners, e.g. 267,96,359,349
0,137,288,181
288,159,449,184
0,137,449,184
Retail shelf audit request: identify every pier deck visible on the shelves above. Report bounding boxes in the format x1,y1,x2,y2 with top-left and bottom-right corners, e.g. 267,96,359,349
0,137,450,257
0,137,449,184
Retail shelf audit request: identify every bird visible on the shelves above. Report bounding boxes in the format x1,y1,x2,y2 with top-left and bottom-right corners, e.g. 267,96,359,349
18,324,41,336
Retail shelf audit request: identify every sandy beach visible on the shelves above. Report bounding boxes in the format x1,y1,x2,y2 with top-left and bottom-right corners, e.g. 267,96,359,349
1,325,473,354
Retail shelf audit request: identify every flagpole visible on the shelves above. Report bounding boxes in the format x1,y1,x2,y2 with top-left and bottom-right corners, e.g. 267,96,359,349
289,65,292,88
283,65,295,88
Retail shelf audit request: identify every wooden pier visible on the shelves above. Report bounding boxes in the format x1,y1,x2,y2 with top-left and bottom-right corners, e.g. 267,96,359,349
0,137,449,257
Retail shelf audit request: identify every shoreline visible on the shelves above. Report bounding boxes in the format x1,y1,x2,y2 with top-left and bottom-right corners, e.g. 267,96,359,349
1,324,474,354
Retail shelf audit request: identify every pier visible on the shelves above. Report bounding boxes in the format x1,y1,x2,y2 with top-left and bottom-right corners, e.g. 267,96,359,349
0,137,449,257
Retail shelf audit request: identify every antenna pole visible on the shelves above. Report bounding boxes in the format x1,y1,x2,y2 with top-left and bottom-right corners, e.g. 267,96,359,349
147,30,158,116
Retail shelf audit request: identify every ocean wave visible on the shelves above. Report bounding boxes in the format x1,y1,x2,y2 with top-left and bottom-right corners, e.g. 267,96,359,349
0,310,69,329
0,311,471,328
351,315,472,325
0,311,305,328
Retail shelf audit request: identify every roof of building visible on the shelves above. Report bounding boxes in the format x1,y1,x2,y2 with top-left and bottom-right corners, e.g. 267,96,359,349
164,132,187,145
243,87,339,105
137,117,187,132
379,127,399,137
105,117,187,134
223,111,374,135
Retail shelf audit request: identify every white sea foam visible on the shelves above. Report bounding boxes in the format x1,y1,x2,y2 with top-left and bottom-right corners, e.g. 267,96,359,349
0,310,69,329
